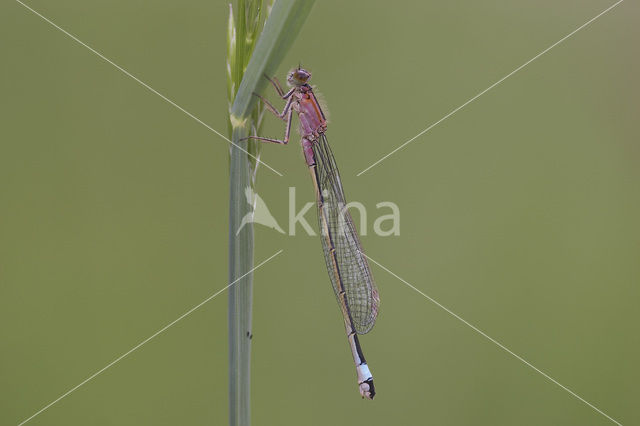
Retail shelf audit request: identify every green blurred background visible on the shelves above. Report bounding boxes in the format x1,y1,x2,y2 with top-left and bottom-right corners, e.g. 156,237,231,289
1,1,638,425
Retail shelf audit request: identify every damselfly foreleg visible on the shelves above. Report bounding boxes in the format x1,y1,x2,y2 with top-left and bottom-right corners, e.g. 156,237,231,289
242,103,293,145
253,92,293,121
264,74,294,99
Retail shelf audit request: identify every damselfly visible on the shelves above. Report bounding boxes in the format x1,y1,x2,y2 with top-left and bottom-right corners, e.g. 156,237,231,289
244,67,380,399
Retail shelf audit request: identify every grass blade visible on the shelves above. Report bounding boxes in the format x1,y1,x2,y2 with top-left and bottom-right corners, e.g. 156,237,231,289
227,1,315,426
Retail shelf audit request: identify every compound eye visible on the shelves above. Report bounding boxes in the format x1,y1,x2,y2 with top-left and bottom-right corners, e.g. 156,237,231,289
297,71,309,81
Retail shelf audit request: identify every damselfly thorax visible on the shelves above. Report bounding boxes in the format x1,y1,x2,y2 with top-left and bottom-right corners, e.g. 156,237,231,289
294,87,327,137
292,85,327,166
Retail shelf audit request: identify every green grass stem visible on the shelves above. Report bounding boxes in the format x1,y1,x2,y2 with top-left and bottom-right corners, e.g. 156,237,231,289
226,1,315,425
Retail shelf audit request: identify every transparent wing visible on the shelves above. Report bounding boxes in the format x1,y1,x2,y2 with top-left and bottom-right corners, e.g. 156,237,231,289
313,134,379,334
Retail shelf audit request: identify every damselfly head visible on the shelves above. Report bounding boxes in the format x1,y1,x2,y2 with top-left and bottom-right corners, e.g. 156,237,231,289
287,67,311,86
